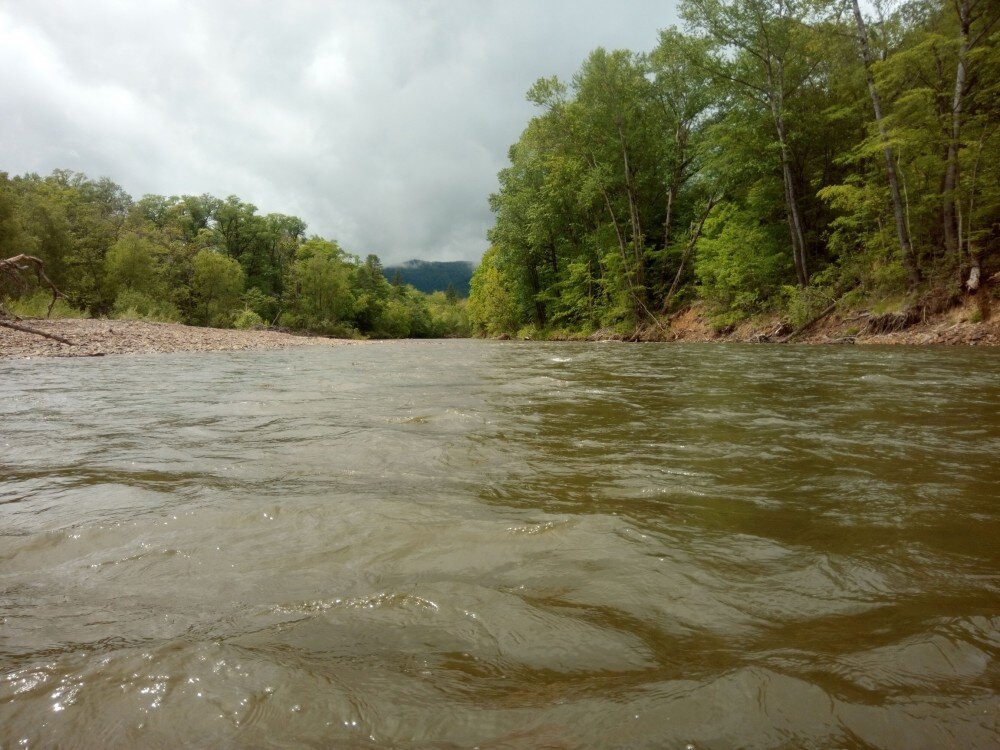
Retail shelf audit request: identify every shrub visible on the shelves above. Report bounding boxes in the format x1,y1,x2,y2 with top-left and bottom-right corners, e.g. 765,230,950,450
4,291,86,319
232,308,265,330
111,289,182,323
240,287,279,323
695,203,790,319
781,284,834,328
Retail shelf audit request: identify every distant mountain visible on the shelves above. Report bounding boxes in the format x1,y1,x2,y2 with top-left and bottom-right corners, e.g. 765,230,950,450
382,259,476,297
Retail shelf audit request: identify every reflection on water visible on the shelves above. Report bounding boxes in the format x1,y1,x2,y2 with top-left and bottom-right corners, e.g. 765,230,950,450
1,341,998,749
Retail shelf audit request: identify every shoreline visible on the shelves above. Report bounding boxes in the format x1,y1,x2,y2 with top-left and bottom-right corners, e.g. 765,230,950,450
543,297,998,347
0,318,366,359
634,299,998,346
3,300,997,359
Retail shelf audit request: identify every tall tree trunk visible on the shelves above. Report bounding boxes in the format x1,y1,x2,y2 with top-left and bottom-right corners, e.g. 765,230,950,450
616,121,647,305
850,0,921,289
587,152,644,320
771,97,809,286
662,184,676,251
662,122,688,253
526,261,546,327
943,0,972,258
766,58,808,287
547,236,559,275
964,131,988,290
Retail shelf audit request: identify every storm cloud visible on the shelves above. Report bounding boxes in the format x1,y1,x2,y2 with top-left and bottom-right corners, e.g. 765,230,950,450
0,0,678,264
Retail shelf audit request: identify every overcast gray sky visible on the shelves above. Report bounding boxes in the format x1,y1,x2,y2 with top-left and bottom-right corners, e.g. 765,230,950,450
1,1,680,265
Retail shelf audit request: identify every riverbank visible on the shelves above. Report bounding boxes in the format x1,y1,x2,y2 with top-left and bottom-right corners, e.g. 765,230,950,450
571,295,997,346
659,297,997,345
4,296,997,358
0,318,365,359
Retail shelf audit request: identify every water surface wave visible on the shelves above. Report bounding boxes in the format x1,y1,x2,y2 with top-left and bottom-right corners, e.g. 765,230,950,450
1,342,998,749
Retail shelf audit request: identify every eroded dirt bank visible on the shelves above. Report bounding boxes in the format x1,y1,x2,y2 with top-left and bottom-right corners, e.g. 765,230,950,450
600,297,999,346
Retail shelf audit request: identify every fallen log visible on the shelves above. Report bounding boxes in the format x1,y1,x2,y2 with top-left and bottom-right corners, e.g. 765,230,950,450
778,299,840,343
0,319,74,345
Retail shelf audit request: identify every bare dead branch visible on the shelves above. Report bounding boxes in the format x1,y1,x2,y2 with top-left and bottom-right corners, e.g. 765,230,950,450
0,254,65,317
1,254,74,345
0,319,75,345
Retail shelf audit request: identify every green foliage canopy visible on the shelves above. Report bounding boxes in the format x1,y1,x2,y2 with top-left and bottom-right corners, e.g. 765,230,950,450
0,171,471,338
469,0,999,336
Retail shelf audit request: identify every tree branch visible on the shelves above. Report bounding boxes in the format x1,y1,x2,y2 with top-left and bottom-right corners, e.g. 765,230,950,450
1,254,74,345
0,254,65,316
0,319,75,345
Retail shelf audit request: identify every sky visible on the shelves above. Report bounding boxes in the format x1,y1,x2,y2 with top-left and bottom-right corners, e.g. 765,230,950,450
1,0,680,265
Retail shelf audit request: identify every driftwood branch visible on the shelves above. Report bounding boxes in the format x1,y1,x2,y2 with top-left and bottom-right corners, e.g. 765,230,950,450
778,299,839,343
1,254,74,345
0,319,75,345
0,254,64,316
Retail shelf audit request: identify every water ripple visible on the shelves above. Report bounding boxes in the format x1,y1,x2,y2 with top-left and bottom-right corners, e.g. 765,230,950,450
1,342,997,748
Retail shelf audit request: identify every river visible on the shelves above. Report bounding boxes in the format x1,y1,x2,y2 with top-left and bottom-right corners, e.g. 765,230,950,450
1,341,998,749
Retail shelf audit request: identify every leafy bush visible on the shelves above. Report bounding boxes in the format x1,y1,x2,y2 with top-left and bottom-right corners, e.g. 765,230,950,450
706,307,745,332
232,308,265,330
781,284,834,328
240,287,279,323
871,295,909,314
374,298,412,338
695,204,790,318
280,311,359,338
111,289,182,322
315,320,361,338
4,291,86,319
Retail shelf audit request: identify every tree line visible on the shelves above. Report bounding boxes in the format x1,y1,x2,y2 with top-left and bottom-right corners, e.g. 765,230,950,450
0,170,470,338
468,0,998,337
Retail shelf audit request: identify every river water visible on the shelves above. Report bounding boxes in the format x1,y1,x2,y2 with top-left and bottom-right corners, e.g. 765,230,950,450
1,341,998,749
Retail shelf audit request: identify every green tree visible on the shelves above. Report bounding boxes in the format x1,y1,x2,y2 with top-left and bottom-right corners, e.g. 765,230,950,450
104,233,163,298
192,249,245,326
849,0,921,288
285,238,355,332
426,290,471,337
681,0,830,286
0,174,24,260
352,254,391,332
103,232,181,321
376,297,413,338
468,247,520,335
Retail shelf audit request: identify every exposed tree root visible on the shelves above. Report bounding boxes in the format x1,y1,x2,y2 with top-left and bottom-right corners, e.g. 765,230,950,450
862,308,922,335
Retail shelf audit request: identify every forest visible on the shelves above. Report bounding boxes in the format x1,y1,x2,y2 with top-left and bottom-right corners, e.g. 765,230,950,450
0,172,470,339
468,0,999,338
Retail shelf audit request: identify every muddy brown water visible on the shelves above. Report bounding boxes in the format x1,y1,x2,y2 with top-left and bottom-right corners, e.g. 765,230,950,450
1,341,998,749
